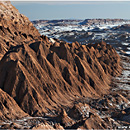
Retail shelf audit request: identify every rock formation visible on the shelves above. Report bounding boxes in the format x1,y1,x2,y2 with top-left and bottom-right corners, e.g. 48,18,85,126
0,88,28,121
0,1,129,129
0,38,122,117
0,1,41,59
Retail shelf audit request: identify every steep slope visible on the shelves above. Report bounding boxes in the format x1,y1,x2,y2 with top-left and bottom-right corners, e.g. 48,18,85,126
0,88,28,121
0,1,124,129
0,40,121,116
0,1,41,59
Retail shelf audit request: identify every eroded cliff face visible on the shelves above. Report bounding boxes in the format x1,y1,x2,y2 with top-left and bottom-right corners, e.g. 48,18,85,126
0,1,128,129
0,88,28,121
0,1,41,59
0,40,122,116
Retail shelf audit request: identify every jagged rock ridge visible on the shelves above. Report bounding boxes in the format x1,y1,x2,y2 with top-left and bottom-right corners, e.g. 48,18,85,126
0,1,128,129
0,40,122,116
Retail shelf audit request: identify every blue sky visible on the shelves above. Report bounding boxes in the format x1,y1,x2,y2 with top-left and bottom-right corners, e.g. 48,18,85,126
11,1,130,21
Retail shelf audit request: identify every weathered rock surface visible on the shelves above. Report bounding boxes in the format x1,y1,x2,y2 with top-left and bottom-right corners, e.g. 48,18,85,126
0,40,121,117
0,88,28,121
0,1,41,59
0,1,129,129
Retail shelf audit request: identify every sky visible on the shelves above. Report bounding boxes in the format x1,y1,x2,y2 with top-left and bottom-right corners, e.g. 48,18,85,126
11,1,130,21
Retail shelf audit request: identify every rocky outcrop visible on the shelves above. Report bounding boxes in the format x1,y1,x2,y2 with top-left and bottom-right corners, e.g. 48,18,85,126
0,40,122,117
0,1,41,59
0,88,28,121
0,1,126,129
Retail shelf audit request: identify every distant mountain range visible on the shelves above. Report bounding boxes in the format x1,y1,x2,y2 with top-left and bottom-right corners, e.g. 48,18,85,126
32,18,130,26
